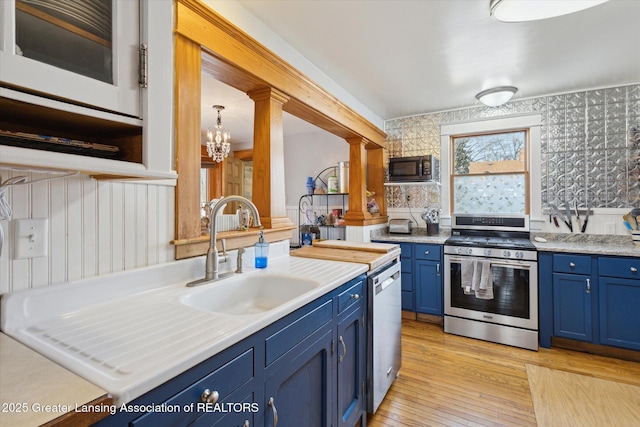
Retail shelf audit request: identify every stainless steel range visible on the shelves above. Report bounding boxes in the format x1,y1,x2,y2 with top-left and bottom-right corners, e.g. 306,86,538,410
443,214,538,350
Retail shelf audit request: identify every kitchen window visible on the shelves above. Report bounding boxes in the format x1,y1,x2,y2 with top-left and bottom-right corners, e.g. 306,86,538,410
451,129,529,214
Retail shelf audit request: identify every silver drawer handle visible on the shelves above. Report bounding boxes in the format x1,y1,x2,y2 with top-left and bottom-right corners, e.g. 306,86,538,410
425,250,430,255
269,397,278,427
350,293,360,300
201,389,219,404
569,262,576,268
631,267,638,273
338,335,347,363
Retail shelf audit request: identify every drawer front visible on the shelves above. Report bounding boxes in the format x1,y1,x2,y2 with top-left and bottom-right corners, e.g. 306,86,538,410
131,349,253,427
399,243,413,259
599,257,640,280
553,253,591,275
414,244,441,261
265,299,333,366
337,277,365,314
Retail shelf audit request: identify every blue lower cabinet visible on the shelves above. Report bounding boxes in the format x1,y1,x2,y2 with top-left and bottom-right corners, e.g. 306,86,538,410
599,276,640,350
336,303,366,427
264,328,334,427
552,273,592,342
98,274,368,427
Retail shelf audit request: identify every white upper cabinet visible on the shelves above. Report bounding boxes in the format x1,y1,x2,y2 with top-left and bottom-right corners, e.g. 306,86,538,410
0,0,141,118
0,1,176,180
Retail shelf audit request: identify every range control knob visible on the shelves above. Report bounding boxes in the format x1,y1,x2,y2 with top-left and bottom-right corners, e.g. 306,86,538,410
503,250,511,258
484,249,492,256
515,251,524,259
466,248,473,255
456,247,463,254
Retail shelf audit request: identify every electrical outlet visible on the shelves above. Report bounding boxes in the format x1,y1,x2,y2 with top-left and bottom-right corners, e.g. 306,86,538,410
406,194,411,202
14,219,48,259
605,222,616,235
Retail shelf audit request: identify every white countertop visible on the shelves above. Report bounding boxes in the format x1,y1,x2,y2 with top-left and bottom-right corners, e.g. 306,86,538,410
1,247,367,406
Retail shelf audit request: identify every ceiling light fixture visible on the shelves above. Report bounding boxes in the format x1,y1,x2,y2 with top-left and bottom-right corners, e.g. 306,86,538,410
490,0,609,22
475,86,518,107
207,105,231,162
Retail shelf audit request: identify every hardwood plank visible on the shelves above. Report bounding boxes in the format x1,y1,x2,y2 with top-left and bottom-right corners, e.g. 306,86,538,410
367,319,640,427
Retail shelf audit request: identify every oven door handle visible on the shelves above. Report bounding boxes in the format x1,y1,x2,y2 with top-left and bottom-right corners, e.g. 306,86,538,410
446,256,533,269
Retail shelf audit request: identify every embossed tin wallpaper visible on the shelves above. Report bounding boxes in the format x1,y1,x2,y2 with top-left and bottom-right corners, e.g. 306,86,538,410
384,84,640,211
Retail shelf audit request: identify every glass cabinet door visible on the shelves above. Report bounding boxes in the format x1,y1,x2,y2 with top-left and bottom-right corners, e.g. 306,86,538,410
0,0,141,117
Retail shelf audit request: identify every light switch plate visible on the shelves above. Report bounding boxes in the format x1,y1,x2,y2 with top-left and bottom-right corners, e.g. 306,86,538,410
14,219,48,259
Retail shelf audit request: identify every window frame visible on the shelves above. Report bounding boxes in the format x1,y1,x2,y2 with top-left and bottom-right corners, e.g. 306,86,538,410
450,128,531,214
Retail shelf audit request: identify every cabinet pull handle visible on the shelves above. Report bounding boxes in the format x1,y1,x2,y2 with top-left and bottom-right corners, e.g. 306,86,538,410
569,262,576,268
243,421,250,427
631,267,638,273
436,263,440,276
425,250,430,255
269,397,278,427
338,335,347,363
350,293,360,300
201,389,219,404
586,278,591,294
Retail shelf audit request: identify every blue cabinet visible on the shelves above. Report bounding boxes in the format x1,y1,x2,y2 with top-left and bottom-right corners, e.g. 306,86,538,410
97,274,368,427
414,244,442,315
373,240,444,315
264,328,334,427
540,251,640,352
598,257,640,351
336,292,366,427
553,273,592,342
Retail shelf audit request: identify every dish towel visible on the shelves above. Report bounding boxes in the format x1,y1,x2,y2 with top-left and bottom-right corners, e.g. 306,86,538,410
461,259,475,295
475,260,494,300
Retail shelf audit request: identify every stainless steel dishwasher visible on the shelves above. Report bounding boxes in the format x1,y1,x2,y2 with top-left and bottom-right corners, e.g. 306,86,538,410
367,257,402,413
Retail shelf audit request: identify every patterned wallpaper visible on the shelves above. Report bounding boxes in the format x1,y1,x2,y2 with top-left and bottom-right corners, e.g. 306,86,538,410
384,83,640,211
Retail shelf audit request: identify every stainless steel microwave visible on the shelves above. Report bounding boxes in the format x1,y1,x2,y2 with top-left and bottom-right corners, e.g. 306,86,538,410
388,155,439,182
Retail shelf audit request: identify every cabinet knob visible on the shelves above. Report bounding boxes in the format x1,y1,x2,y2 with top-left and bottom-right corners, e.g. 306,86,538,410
424,251,430,255
569,262,576,268
631,267,638,273
243,421,250,427
201,389,219,404
350,293,360,300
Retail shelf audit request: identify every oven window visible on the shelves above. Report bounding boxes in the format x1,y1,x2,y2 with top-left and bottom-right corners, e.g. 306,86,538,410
450,262,530,319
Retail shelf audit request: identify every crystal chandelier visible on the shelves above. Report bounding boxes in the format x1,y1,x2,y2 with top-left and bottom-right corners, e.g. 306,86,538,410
206,105,231,162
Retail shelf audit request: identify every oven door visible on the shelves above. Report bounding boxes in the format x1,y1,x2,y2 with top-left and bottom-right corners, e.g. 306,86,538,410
444,254,538,330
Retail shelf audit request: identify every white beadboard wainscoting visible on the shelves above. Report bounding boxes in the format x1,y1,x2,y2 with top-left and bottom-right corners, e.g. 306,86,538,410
0,170,175,294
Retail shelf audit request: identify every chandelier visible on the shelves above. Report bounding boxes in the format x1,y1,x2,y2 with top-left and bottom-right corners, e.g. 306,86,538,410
206,105,231,162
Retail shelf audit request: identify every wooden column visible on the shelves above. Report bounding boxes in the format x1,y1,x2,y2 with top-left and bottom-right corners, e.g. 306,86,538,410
344,137,372,224
174,34,201,240
366,145,387,217
247,87,294,229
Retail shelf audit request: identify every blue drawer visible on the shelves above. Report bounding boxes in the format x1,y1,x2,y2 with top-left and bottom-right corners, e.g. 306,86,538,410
599,257,640,280
553,253,591,275
414,244,441,261
337,277,364,314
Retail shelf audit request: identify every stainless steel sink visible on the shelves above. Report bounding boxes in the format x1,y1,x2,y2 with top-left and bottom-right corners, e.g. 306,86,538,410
180,273,320,315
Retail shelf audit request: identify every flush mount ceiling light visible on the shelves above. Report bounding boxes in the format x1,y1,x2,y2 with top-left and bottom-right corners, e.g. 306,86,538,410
206,105,231,162
490,0,609,22
475,86,518,107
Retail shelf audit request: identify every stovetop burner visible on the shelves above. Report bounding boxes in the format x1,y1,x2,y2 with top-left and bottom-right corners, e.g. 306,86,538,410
445,234,536,250
446,214,536,251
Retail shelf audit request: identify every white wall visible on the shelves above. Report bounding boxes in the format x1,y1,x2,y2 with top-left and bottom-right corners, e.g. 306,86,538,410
0,171,175,293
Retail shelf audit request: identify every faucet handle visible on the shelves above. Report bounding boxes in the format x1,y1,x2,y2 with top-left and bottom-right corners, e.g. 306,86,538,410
219,238,228,263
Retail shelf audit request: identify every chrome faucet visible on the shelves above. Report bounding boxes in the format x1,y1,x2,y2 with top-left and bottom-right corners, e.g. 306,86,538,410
187,195,263,287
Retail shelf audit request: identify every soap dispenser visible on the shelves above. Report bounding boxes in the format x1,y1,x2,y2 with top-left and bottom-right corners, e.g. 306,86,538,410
254,231,269,268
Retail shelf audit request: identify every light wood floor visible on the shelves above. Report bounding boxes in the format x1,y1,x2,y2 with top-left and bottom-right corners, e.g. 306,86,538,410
367,319,640,427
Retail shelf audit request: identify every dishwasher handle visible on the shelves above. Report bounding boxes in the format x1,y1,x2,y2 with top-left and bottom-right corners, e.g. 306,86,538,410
375,271,400,295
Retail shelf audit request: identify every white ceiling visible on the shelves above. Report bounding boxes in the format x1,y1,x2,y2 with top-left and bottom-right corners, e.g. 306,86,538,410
202,0,640,148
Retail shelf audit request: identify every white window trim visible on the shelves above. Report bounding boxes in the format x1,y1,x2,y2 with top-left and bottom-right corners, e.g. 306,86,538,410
439,114,542,228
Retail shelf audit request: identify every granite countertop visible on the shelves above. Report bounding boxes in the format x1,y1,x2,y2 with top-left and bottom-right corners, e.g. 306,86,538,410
531,233,640,257
371,227,640,257
371,227,450,244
